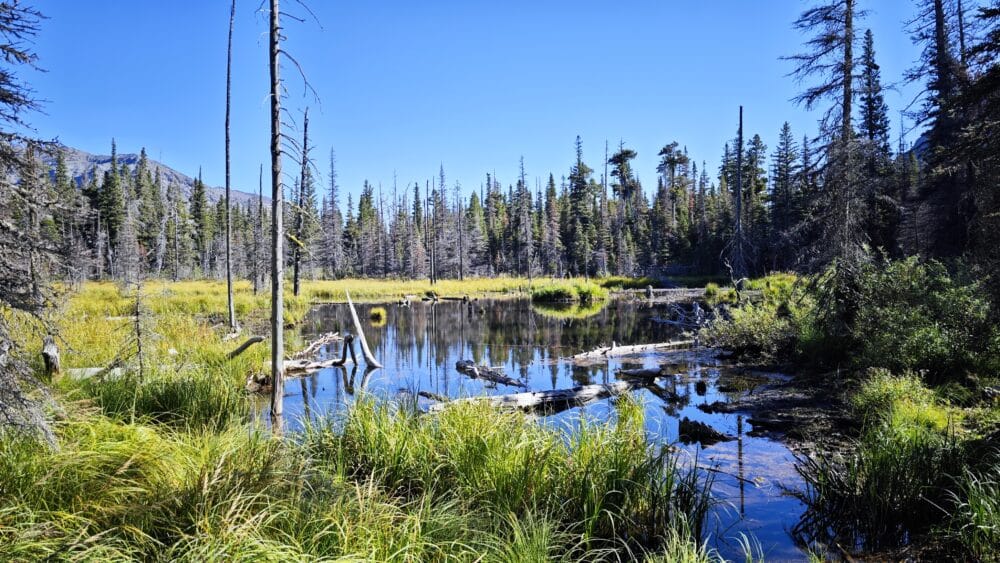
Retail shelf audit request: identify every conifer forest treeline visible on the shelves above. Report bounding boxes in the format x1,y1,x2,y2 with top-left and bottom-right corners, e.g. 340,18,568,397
25,1,1000,303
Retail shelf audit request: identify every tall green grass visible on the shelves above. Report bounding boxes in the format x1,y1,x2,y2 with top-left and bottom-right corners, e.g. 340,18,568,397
794,370,970,553
948,466,1000,560
0,397,714,561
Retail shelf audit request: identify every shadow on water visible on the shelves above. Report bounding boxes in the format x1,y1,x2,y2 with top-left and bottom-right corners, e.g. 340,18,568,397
270,298,809,561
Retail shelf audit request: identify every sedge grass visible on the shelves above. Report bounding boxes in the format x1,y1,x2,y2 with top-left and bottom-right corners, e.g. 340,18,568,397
0,277,714,561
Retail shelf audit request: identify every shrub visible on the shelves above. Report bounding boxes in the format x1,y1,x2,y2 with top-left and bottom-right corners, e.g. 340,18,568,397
703,282,719,299
702,303,796,361
852,258,1000,384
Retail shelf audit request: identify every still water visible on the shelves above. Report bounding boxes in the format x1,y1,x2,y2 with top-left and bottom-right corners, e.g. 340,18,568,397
276,298,808,561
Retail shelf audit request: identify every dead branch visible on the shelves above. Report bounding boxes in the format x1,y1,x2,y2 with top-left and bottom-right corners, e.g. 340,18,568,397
227,336,265,360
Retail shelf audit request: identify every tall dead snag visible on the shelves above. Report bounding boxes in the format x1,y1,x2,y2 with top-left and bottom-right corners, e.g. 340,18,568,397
730,106,747,279
224,0,238,331
268,0,285,431
292,108,309,296
345,290,383,368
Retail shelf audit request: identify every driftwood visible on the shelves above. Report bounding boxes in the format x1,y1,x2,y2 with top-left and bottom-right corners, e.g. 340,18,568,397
345,290,383,368
42,336,60,379
292,331,341,360
284,334,356,375
571,340,695,361
455,360,526,388
227,336,265,360
430,381,634,414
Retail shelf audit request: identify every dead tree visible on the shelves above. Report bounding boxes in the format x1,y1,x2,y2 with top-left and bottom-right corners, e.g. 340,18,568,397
292,108,309,297
268,0,285,431
224,0,238,331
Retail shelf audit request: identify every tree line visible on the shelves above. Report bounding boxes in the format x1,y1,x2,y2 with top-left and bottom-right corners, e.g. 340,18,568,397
10,0,1000,293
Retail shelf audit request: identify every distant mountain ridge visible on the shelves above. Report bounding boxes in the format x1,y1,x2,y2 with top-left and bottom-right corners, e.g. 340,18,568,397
40,144,263,206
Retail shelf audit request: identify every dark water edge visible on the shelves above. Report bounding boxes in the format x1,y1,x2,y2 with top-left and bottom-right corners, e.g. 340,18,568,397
266,298,810,561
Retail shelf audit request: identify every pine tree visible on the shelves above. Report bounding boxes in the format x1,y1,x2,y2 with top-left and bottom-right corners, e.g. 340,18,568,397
98,140,126,252
189,170,213,275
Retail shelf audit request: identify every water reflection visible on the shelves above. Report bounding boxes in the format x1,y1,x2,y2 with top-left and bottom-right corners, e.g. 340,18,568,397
280,298,807,561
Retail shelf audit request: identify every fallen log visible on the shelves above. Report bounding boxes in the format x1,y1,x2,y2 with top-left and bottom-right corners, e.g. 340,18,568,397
571,340,695,361
226,336,265,360
430,381,633,414
284,334,356,375
292,331,341,360
65,366,125,381
455,360,526,388
345,290,383,368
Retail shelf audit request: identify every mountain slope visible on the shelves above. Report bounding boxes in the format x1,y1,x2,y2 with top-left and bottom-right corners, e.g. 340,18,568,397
41,144,264,206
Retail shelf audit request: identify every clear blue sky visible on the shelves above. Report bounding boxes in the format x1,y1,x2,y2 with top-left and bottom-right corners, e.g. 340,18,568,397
27,1,930,202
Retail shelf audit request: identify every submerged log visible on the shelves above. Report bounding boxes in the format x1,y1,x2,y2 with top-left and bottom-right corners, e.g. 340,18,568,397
455,360,526,388
678,416,735,447
616,366,667,380
345,290,383,369
571,340,695,361
430,381,633,414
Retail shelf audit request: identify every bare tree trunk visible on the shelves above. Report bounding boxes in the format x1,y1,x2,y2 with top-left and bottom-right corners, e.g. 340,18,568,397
225,0,238,331
732,106,746,279
253,164,262,294
269,0,284,432
293,108,309,296
457,194,464,281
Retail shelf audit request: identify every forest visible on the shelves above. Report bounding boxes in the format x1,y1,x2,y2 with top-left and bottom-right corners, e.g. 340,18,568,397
2,0,1000,561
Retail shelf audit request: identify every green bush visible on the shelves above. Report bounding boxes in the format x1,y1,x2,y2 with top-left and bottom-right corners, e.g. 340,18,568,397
702,302,797,361
852,258,1000,384
703,282,719,299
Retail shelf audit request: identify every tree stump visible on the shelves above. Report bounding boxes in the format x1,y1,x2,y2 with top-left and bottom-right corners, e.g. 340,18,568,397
41,336,60,380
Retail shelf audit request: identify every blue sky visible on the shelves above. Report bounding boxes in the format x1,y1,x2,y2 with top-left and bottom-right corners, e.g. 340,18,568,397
28,1,930,202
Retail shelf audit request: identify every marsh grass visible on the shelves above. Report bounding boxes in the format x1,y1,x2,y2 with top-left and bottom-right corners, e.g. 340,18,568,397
1,278,717,561
794,370,972,553
302,395,713,557
531,281,609,303
0,397,715,561
948,466,1000,560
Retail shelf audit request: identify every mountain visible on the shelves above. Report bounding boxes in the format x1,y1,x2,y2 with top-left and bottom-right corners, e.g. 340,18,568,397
39,144,264,206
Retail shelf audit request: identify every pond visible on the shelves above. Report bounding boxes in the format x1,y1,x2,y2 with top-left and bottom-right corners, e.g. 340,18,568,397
274,297,808,561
